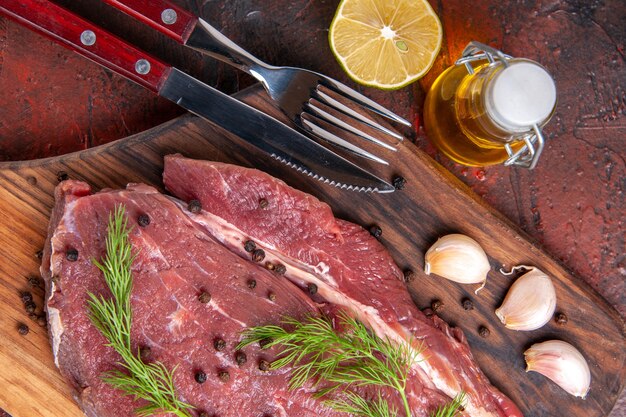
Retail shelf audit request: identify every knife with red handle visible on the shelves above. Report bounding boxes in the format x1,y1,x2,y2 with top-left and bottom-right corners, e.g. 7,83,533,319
3,0,171,92
0,0,394,193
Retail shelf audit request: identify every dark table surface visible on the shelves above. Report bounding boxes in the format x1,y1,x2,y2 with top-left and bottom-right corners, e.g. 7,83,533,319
0,0,624,416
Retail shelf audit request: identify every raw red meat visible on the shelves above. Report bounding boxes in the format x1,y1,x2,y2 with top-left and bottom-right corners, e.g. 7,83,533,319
42,155,523,417
41,181,347,417
164,154,523,417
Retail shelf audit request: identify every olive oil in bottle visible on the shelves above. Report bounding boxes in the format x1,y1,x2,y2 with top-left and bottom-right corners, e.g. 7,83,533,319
424,43,556,169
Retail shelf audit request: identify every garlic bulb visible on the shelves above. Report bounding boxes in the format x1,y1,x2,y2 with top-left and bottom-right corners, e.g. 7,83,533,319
424,234,490,293
495,266,556,331
524,340,591,398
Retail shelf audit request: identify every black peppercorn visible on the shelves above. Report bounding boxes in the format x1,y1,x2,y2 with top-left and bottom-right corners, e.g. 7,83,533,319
258,359,270,371
555,312,568,326
137,214,150,227
56,171,69,182
194,370,207,384
25,301,36,314
28,276,41,288
188,199,202,213
274,264,286,275
235,351,247,366
461,298,474,311
66,248,79,262
218,371,230,382
403,269,415,283
268,292,276,301
18,323,29,336
214,338,226,351
259,198,269,209
252,249,265,262
198,291,211,304
369,225,382,238
21,291,33,304
140,346,152,361
431,299,443,312
422,308,434,317
307,283,318,295
259,337,272,349
36,315,46,327
478,326,490,338
244,240,256,252
265,262,275,270
392,176,407,190
247,279,257,289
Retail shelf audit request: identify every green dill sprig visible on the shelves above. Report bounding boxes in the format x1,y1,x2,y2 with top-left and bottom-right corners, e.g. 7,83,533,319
326,391,465,417
238,311,420,417
431,392,466,417
324,391,397,417
239,312,466,417
87,205,193,417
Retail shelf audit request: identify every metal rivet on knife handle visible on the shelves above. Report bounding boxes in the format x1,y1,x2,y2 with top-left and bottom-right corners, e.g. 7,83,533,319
161,9,177,25
80,30,96,46
135,59,151,75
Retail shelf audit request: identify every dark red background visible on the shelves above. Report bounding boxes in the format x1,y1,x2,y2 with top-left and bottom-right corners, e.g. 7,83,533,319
0,0,623,415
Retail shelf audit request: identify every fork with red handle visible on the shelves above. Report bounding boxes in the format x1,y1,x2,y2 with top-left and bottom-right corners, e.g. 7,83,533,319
101,0,411,165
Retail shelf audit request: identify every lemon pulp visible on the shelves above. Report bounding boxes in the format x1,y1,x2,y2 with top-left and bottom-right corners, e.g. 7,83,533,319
329,0,443,90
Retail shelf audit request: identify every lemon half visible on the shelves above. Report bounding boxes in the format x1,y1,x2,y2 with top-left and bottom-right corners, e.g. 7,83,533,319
329,0,443,90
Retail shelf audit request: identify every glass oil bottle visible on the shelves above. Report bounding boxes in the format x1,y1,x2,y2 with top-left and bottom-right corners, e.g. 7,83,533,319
424,42,556,169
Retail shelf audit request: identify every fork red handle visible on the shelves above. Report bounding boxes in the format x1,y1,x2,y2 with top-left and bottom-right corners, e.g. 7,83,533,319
0,0,171,92
102,0,197,44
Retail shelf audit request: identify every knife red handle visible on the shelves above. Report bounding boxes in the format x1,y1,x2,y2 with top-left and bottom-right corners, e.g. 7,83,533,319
0,0,171,93
102,0,197,44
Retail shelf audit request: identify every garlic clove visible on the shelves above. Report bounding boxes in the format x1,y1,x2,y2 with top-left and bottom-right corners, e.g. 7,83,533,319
495,266,556,331
524,340,591,398
424,234,490,293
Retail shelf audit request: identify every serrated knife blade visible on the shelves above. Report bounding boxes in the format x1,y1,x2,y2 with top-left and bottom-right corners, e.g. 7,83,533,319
160,69,394,193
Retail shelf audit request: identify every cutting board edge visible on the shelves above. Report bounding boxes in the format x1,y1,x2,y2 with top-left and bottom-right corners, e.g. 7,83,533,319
0,114,194,171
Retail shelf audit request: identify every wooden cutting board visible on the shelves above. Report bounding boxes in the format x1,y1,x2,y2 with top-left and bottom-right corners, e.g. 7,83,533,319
0,86,623,417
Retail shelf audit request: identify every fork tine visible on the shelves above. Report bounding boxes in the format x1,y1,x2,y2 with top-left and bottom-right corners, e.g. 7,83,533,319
318,77,412,127
305,101,397,152
300,115,389,165
314,89,404,142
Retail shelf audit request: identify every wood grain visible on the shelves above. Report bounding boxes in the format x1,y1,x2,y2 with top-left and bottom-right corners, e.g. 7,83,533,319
0,86,623,417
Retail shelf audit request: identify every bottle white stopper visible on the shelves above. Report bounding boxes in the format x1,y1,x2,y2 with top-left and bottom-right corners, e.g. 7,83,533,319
486,61,556,131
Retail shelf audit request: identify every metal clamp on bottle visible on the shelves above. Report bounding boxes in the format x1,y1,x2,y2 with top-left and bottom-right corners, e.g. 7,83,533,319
424,41,556,170
502,124,545,169
456,41,513,75
458,42,554,169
